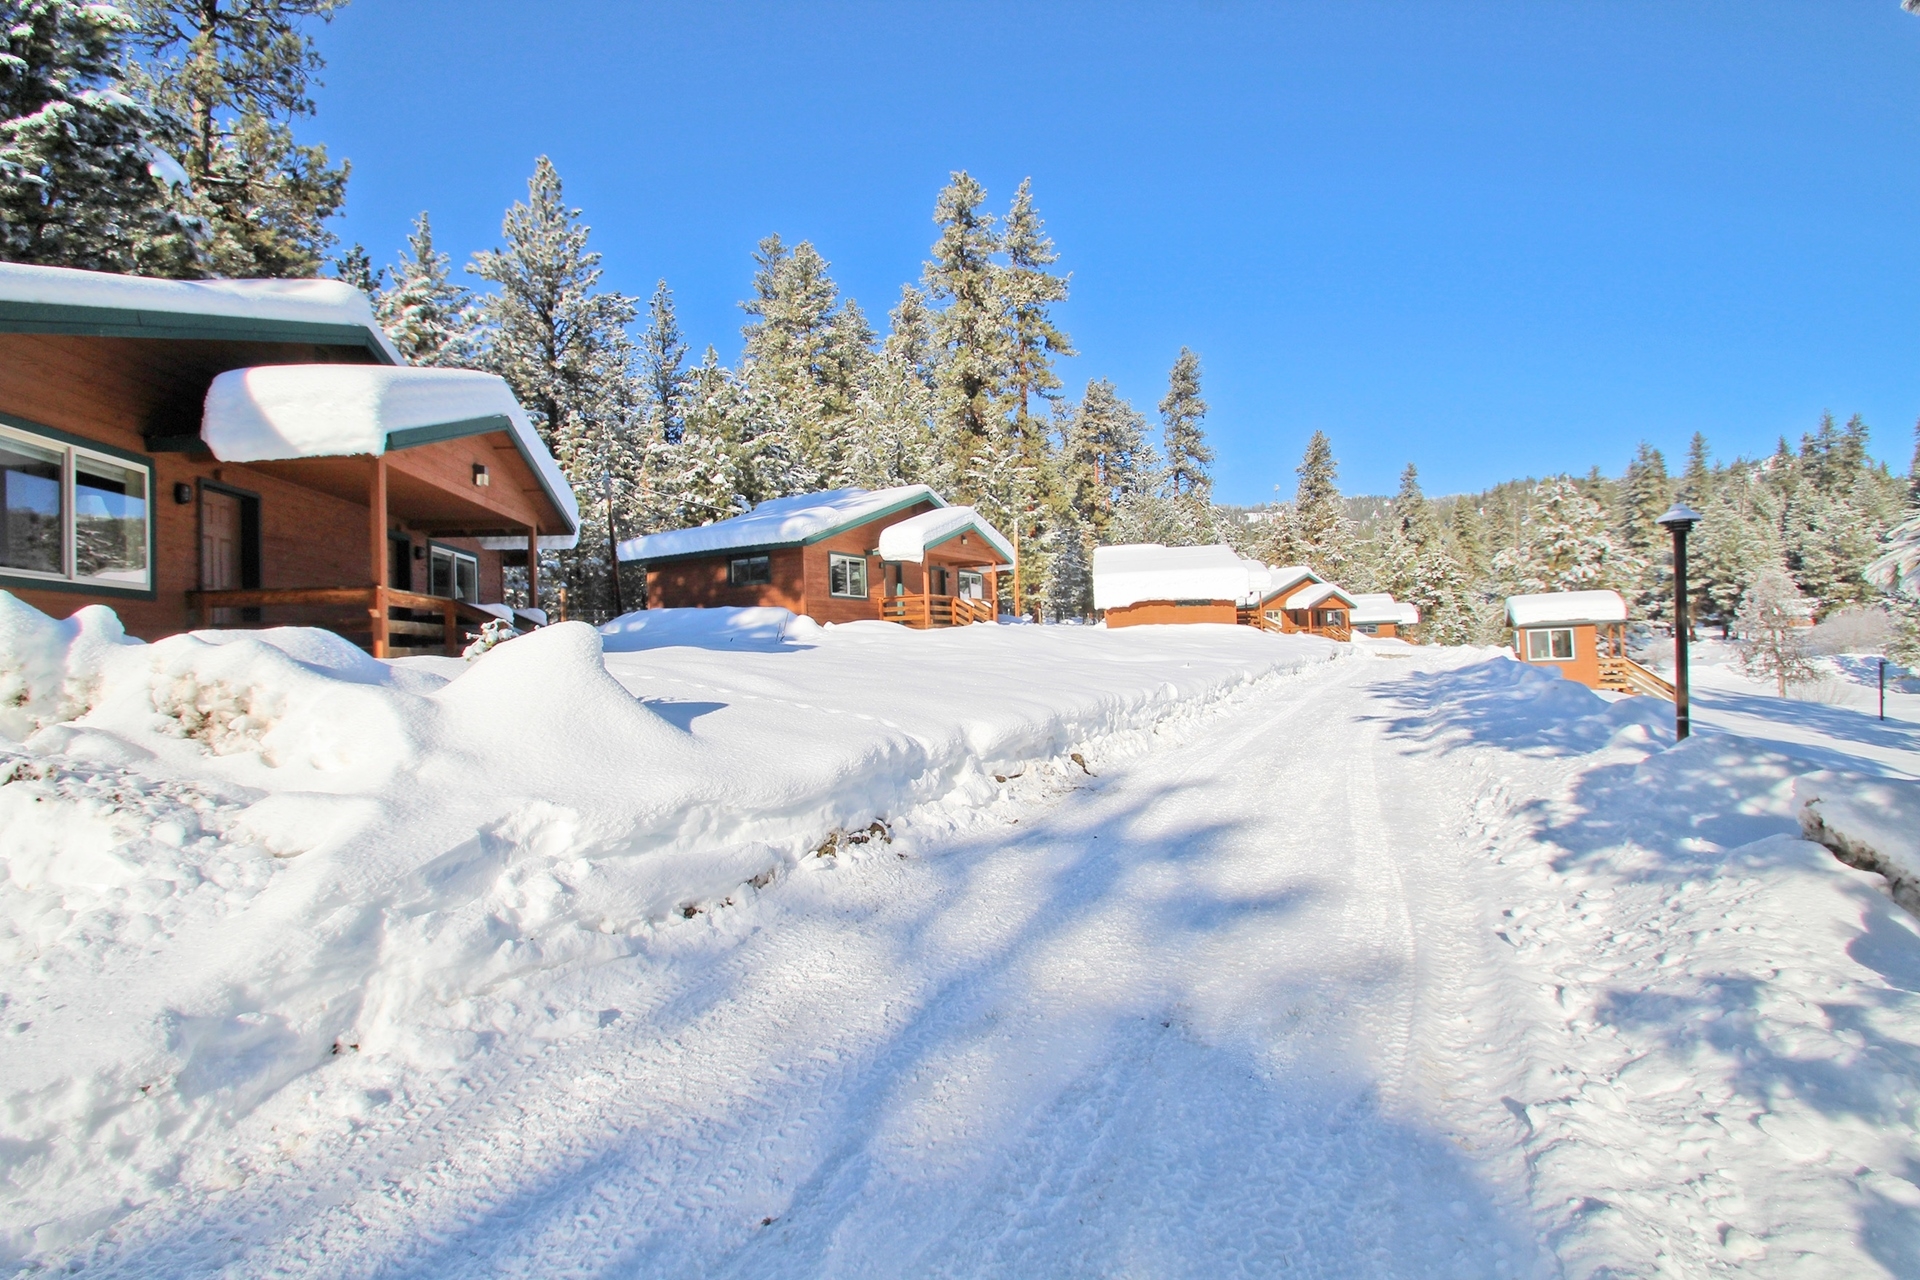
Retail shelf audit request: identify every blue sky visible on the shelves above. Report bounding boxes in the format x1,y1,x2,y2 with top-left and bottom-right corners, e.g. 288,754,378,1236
316,1,1920,503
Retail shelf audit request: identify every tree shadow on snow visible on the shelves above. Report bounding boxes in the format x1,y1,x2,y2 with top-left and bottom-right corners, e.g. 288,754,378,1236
1693,686,1920,759
119,772,1540,1280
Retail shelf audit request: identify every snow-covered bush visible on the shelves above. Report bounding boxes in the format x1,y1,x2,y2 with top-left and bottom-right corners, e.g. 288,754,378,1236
462,618,517,660
1734,567,1819,697
1808,604,1894,656
0,594,137,739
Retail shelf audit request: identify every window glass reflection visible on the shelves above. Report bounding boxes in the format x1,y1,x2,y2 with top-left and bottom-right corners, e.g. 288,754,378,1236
74,456,147,584
0,435,64,575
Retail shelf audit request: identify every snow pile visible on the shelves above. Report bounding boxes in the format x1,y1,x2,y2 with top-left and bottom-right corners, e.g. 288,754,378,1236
1797,774,1920,906
598,605,822,651
617,485,937,562
874,505,1014,564
0,594,1339,1260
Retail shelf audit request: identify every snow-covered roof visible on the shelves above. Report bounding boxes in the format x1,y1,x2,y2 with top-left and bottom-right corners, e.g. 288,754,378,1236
617,485,940,563
201,365,579,541
1506,590,1628,627
875,506,1014,564
1349,593,1420,626
1254,565,1321,605
0,261,402,364
1284,582,1356,611
1092,543,1252,611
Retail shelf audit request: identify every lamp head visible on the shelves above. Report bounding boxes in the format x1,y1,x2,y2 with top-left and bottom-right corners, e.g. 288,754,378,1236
1656,502,1702,531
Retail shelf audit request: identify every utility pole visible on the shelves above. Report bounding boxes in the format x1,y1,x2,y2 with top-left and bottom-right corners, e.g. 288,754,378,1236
1657,503,1702,740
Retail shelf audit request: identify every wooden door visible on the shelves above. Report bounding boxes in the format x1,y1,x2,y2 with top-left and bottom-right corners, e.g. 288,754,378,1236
200,489,243,625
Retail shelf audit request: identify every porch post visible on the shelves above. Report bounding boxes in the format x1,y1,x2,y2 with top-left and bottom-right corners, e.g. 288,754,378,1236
985,568,998,619
368,456,389,659
526,526,541,613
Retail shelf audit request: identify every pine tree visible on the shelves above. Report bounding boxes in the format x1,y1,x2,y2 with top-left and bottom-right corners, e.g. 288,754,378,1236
328,240,377,294
1678,432,1713,508
468,156,638,620
1041,512,1093,621
847,285,941,491
1491,475,1639,597
1159,348,1213,502
923,171,1005,479
637,279,687,443
127,0,349,278
1909,418,1920,507
995,178,1072,617
1268,431,1351,576
1693,466,1781,631
1060,378,1154,541
376,212,473,367
1618,441,1672,620
0,0,196,271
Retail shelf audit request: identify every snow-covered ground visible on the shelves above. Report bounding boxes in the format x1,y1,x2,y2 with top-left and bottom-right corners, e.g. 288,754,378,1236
5,600,1920,1276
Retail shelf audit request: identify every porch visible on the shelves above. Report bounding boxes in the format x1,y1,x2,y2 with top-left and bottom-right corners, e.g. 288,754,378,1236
1240,605,1352,642
880,592,996,629
185,585,507,658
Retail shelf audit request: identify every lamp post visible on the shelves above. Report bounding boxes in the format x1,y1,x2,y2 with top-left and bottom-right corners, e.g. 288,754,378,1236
1656,503,1703,740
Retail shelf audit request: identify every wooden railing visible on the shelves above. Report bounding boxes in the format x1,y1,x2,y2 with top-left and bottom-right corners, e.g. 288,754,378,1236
185,585,505,657
1598,656,1676,701
881,593,995,629
1235,608,1348,641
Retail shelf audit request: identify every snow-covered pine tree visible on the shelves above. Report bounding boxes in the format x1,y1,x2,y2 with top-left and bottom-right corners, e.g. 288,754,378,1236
376,212,475,367
1159,348,1213,502
995,178,1072,616
1692,467,1782,632
1059,378,1154,541
1677,432,1714,508
847,285,941,491
1734,565,1819,696
923,171,1006,484
0,0,197,272
126,0,349,277
1491,475,1639,597
328,241,377,294
1267,431,1352,577
1618,441,1672,620
1041,510,1094,621
1377,464,1472,644
468,156,639,620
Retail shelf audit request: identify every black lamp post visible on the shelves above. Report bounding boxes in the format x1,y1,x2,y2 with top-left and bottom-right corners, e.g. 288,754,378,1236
1656,502,1703,740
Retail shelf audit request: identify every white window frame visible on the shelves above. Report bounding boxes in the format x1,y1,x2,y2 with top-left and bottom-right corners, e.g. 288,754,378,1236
0,419,152,593
429,544,480,603
1524,627,1576,662
828,552,869,598
957,569,984,600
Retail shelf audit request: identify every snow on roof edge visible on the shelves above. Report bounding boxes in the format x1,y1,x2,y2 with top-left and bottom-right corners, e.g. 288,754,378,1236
0,261,402,364
202,365,579,540
875,506,1015,564
616,485,944,562
1505,590,1629,627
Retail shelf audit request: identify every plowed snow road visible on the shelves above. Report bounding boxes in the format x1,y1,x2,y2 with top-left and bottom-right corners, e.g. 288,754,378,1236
73,649,1920,1278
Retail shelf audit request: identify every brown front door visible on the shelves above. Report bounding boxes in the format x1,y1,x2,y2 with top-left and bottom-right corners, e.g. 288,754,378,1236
200,489,243,624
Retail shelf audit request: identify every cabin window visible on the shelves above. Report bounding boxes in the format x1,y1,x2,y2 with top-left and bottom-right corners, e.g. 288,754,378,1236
1524,628,1575,661
729,554,772,586
429,545,480,603
0,422,150,591
829,552,868,598
958,570,984,600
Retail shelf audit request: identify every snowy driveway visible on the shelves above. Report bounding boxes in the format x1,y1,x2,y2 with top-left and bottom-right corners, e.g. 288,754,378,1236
65,649,1920,1277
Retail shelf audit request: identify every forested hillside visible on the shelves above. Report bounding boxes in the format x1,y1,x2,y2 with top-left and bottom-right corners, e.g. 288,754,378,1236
3,0,1914,639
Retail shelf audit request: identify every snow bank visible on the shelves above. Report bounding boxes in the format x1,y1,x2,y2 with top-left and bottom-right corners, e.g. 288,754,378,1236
598,605,822,652
0,592,1338,1259
1797,774,1920,909
616,485,937,562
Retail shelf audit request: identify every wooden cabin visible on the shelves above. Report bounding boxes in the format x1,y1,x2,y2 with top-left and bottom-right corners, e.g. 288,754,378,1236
1349,593,1420,639
1093,544,1250,628
619,486,1014,628
1239,567,1353,640
0,263,579,656
1506,590,1627,688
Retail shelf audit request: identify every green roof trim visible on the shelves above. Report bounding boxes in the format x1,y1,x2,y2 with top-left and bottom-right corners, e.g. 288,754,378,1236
384,413,577,533
798,490,944,547
0,300,397,364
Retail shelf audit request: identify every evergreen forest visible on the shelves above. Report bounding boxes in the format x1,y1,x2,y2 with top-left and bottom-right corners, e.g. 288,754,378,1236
4,0,1916,641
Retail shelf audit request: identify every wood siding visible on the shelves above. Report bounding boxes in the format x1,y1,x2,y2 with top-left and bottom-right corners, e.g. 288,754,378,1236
0,332,519,640
1104,600,1238,628
1516,622,1601,688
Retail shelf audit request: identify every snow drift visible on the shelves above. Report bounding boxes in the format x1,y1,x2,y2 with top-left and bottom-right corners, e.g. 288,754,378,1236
0,595,1339,1260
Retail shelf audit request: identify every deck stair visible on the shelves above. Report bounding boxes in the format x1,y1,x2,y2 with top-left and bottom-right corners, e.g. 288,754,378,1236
1598,656,1675,700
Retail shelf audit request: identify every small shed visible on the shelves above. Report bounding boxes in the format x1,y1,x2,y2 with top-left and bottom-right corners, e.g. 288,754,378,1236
1350,593,1420,639
1506,590,1628,688
619,486,1013,628
1092,543,1249,627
